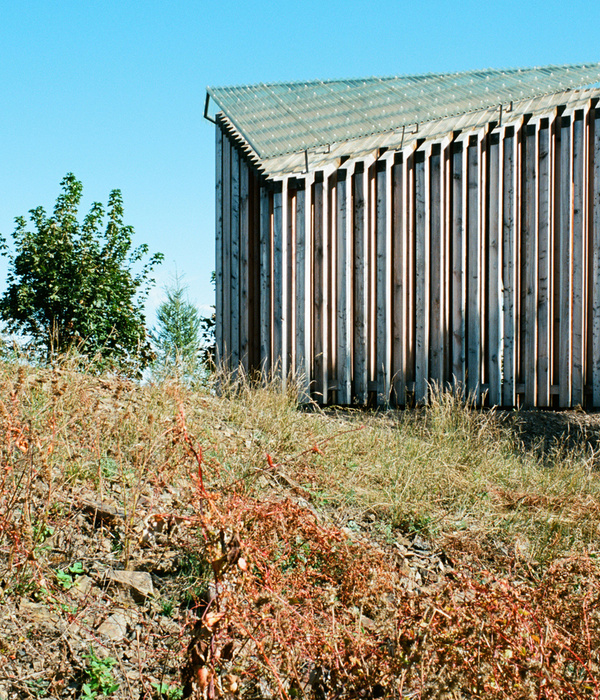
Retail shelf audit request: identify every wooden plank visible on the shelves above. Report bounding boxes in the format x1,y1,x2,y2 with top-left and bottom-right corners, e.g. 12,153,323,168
593,109,600,406
368,167,376,391
572,114,585,406
429,146,443,387
248,168,262,371
259,184,271,374
537,122,551,406
442,142,452,385
405,155,416,390
239,158,250,372
353,165,368,404
222,137,232,365
375,160,390,403
466,137,481,400
559,116,572,407
502,128,517,406
336,169,352,404
294,178,309,400
414,150,428,402
523,123,537,406
286,183,295,376
391,157,405,405
487,132,501,406
385,158,393,403
327,177,335,403
230,146,240,371
272,183,283,377
312,176,326,402
451,141,466,388
215,126,224,366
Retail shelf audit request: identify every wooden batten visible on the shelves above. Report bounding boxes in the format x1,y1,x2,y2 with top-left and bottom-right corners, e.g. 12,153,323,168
312,176,326,402
336,168,352,404
352,165,368,404
558,115,572,407
222,135,232,364
572,113,586,406
391,156,406,405
537,120,551,406
466,135,481,400
451,140,466,389
593,109,600,405
429,145,443,389
375,161,389,402
414,150,428,402
295,175,312,401
502,127,517,406
215,127,224,366
487,131,501,405
271,183,284,378
230,146,240,371
522,122,538,406
239,158,250,371
259,183,271,373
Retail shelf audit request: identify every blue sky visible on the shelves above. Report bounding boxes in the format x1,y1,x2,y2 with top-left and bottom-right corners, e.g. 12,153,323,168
1,0,599,327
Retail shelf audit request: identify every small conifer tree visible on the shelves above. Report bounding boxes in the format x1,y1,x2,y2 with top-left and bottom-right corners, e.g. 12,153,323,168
152,275,202,382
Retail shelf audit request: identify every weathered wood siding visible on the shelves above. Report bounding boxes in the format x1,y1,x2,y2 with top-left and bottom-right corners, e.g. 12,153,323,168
216,102,600,407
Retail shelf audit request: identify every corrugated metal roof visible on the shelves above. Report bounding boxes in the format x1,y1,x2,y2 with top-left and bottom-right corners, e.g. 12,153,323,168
217,87,600,179
207,63,600,161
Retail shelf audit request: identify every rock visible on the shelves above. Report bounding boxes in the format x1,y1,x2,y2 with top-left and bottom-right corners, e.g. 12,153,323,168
70,575,95,599
97,611,130,641
106,569,154,602
19,599,60,626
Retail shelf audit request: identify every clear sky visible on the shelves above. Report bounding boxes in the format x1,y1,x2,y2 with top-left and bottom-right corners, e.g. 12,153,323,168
1,0,599,327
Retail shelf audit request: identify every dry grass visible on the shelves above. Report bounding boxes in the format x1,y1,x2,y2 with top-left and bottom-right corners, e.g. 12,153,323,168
1,359,600,698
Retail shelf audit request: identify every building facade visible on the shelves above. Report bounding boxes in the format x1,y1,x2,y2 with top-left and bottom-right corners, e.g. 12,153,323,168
207,64,600,407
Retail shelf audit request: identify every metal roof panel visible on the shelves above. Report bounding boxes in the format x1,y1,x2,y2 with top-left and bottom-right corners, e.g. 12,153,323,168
208,63,600,160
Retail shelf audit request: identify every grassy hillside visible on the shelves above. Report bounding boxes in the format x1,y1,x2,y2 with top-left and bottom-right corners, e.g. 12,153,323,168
1,361,600,699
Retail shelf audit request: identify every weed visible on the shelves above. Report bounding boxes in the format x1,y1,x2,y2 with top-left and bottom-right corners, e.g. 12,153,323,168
82,648,119,697
55,562,84,590
151,681,184,700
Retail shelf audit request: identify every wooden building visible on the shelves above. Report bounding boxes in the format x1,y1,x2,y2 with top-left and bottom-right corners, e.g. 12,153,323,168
205,63,600,407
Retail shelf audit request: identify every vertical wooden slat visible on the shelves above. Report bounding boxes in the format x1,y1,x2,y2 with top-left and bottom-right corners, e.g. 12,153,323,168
559,116,572,407
312,176,326,402
391,156,405,405
502,128,517,406
222,137,232,365
230,147,240,370
248,168,262,371
414,150,428,401
537,122,551,406
286,184,295,375
259,184,271,374
487,132,501,405
429,147,443,387
466,137,481,399
523,123,538,406
215,126,224,366
593,109,600,406
336,169,352,404
353,165,368,404
295,178,310,400
451,142,466,388
375,160,390,403
239,159,250,371
272,183,284,376
443,142,453,385
572,114,585,406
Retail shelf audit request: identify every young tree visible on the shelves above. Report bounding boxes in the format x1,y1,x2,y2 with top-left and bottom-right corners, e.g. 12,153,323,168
152,275,203,382
0,173,163,374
